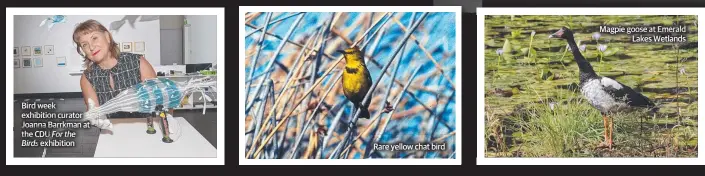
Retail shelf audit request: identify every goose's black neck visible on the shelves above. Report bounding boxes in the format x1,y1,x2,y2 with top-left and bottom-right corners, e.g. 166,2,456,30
566,36,598,83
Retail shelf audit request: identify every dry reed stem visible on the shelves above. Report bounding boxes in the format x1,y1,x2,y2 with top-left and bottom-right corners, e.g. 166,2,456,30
250,13,394,158
247,25,321,158
246,12,305,38
333,13,426,159
244,12,273,112
330,28,354,46
289,52,346,158
245,23,339,61
431,131,456,143
303,130,318,159
245,12,261,23
391,17,456,90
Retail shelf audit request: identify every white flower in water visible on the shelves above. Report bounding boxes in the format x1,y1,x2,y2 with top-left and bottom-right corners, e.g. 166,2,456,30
549,102,557,111
679,67,686,75
579,44,587,52
598,44,608,52
531,30,536,37
592,32,601,41
496,49,504,56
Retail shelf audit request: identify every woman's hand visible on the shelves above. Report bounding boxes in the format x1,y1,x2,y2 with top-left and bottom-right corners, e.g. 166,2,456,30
81,73,112,129
84,98,113,130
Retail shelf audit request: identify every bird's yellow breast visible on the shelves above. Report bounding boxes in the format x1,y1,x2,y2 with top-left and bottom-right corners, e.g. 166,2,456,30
342,64,371,101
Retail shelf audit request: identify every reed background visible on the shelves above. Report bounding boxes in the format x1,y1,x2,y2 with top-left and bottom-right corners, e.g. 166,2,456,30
244,12,457,159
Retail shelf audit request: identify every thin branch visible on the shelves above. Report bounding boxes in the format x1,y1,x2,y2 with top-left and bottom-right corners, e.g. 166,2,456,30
334,12,429,159
275,86,298,158
245,14,311,158
431,131,456,143
289,66,342,158
245,12,261,24
297,21,329,147
266,82,278,158
327,14,397,158
250,12,394,159
366,66,423,158
331,25,384,68
429,90,455,142
255,80,273,148
313,13,399,159
245,13,306,114
331,27,354,46
245,12,272,113
273,31,324,122
363,12,415,158
317,105,345,159
290,13,338,159
246,12,304,38
391,16,456,90
340,65,427,158
245,23,339,61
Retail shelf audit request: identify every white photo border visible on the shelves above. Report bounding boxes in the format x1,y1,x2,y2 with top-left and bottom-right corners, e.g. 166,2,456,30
239,6,463,165
477,7,703,165
7,8,225,165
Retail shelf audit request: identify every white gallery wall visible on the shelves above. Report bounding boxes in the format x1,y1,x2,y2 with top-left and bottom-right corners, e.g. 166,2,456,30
13,15,161,94
184,15,217,65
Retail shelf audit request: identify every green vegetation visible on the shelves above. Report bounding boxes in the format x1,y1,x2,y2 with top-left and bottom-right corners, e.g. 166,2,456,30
484,15,698,157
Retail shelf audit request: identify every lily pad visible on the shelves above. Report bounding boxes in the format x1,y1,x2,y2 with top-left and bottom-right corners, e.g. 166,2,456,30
602,47,620,57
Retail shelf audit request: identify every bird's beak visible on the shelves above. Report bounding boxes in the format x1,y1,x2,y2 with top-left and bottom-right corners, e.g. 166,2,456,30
548,28,564,39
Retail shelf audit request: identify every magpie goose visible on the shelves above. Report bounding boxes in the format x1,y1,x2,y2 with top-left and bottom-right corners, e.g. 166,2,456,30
548,27,658,149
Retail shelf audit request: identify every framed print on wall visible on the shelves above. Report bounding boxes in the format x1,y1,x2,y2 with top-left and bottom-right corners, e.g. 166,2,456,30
122,42,132,52
45,45,54,55
57,56,66,67
21,46,31,56
33,46,42,56
134,41,145,52
14,47,19,56
22,58,32,68
14,58,20,68
34,57,43,67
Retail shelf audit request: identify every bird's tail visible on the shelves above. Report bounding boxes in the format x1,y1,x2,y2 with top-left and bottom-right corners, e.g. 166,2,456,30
354,104,370,119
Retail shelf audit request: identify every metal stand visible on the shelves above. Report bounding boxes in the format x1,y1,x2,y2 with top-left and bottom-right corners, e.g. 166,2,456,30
146,105,173,143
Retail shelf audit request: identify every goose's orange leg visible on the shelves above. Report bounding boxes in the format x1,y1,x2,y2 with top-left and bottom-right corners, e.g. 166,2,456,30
608,116,613,149
603,115,608,141
598,114,611,149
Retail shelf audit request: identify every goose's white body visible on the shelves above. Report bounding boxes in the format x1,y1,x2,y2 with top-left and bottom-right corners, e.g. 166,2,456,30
580,77,629,113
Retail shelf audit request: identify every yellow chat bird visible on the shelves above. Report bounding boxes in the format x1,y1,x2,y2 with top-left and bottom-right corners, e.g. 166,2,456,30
337,46,372,119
